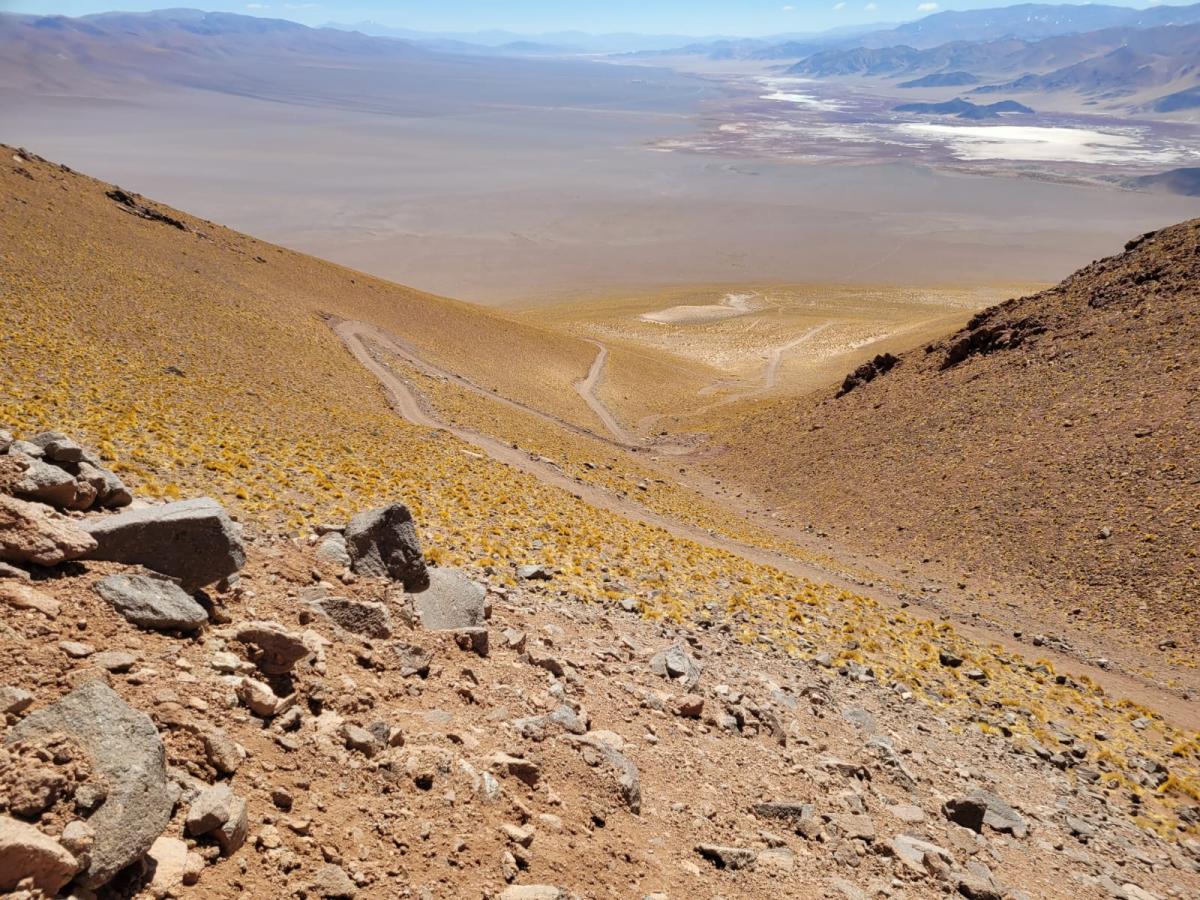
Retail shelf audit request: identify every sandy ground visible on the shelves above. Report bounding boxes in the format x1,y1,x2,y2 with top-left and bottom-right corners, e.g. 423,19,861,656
5,71,1199,306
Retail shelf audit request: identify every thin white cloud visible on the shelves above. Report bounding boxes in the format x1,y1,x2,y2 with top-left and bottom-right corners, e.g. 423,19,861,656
864,2,878,9
917,2,939,10
833,1,846,9
782,4,795,10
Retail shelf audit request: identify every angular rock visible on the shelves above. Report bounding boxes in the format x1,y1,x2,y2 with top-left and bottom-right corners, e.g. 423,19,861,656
566,732,641,813
0,815,80,895
516,564,551,581
6,682,171,888
60,820,94,869
186,784,247,855
315,533,352,568
674,694,704,718
91,650,137,673
0,494,97,566
967,788,1028,837
230,621,310,674
944,796,988,833
201,727,243,775
486,752,541,787
76,453,132,509
389,641,433,678
313,596,392,639
82,497,244,588
186,783,237,836
42,437,85,463
12,456,78,508
344,503,428,589
93,572,208,632
0,581,61,618
0,685,34,716
412,567,486,631
236,677,293,718
649,641,701,691
696,844,758,870
311,863,357,898
146,835,188,896
343,723,382,757
890,834,953,876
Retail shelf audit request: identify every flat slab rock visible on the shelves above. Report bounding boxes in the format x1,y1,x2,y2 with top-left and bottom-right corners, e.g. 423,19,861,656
81,497,245,589
6,682,172,888
93,572,208,632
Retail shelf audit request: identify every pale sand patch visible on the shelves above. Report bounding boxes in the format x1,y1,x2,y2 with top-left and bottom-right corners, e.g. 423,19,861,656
897,123,1188,164
639,292,756,325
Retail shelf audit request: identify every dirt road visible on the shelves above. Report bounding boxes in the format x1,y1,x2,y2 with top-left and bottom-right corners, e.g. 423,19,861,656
332,317,1199,730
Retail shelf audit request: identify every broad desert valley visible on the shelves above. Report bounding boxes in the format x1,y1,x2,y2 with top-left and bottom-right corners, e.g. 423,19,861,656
1,3,1199,899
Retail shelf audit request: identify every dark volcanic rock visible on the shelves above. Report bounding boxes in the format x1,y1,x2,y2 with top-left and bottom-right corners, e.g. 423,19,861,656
344,503,429,590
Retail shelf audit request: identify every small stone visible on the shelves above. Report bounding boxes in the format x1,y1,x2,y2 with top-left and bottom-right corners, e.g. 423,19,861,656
311,863,357,898
502,628,527,654
0,685,33,715
146,835,188,896
313,596,392,638
0,581,61,618
501,823,535,847
202,727,243,775
0,815,80,895
649,642,701,690
59,820,94,868
696,844,758,870
91,651,137,673
59,640,95,658
516,564,551,581
674,694,704,718
186,783,239,836
498,888,564,900
343,723,382,757
236,677,292,718
229,621,310,674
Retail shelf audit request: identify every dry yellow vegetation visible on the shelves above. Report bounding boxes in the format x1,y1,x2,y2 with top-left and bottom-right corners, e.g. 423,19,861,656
2,147,1197,836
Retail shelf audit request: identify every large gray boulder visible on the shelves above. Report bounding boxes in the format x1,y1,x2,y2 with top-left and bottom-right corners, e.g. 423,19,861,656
344,503,428,590
93,573,208,632
81,497,244,588
7,682,172,888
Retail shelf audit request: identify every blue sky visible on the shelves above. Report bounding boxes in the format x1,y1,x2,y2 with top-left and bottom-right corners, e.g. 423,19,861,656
1,0,1172,35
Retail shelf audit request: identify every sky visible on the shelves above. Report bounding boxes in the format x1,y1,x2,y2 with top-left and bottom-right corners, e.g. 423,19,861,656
0,0,1173,36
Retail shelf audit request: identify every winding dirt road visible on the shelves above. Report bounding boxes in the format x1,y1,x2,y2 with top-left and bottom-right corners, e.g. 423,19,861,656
332,317,1199,730
575,340,639,446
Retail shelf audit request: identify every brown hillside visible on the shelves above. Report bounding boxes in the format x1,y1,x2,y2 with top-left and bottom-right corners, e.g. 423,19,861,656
707,222,1200,662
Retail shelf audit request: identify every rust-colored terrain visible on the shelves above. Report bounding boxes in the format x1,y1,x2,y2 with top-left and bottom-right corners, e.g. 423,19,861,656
704,223,1200,680
2,145,1199,900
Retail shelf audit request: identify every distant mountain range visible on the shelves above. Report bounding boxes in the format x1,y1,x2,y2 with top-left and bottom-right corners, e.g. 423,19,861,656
897,71,980,88
894,97,1034,118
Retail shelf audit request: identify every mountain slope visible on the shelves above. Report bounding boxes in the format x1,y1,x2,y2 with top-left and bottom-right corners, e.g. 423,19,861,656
706,222,1200,659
